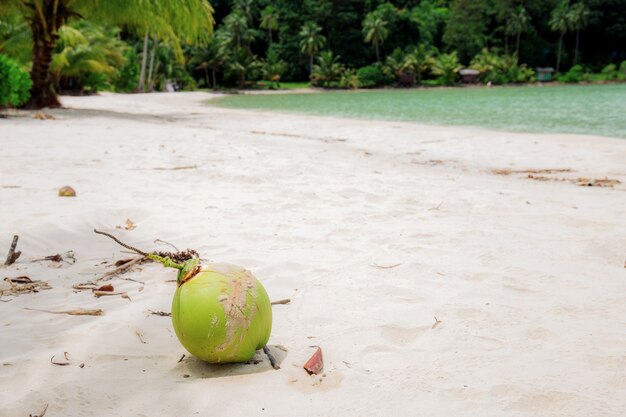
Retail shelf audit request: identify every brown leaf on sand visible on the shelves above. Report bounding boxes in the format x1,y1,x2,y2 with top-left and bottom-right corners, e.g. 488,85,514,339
8,276,32,284
116,218,136,230
135,329,147,344
96,284,114,292
576,177,621,187
58,186,76,197
432,316,443,329
24,307,104,316
492,168,572,175
44,254,63,262
303,347,324,375
115,258,136,267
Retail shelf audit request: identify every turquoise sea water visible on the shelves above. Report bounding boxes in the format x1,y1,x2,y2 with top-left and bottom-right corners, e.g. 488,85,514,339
213,84,626,139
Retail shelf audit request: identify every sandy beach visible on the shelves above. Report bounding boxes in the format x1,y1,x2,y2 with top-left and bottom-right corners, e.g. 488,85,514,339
1,91,625,417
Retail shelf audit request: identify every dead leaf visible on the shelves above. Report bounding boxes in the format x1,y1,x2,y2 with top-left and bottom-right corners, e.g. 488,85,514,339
96,284,114,292
576,177,621,187
116,219,136,230
33,112,55,120
8,276,32,284
44,254,63,262
149,310,171,316
303,347,324,375
114,258,135,267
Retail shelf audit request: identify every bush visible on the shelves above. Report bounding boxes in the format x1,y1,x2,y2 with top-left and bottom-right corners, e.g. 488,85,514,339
470,49,534,84
0,54,31,108
558,65,584,83
338,69,359,89
356,65,386,88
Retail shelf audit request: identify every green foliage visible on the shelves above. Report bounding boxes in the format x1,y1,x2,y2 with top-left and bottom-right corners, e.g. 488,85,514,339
471,49,535,84
409,1,448,47
557,64,585,83
432,52,461,86
362,12,389,61
311,51,343,87
299,21,326,73
0,53,31,107
356,65,388,88
51,21,127,93
114,49,140,92
262,50,287,88
338,68,359,89
443,0,489,63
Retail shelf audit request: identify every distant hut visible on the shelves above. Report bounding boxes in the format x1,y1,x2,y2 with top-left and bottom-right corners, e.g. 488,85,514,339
459,69,480,84
536,67,555,82
398,72,415,87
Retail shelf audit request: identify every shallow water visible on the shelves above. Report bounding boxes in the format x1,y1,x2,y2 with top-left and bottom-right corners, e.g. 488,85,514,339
213,84,626,139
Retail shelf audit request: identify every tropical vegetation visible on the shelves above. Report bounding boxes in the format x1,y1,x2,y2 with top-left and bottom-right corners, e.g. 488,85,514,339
1,0,625,107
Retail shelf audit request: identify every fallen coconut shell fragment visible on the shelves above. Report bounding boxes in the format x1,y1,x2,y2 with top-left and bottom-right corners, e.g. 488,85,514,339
303,347,324,375
58,186,76,197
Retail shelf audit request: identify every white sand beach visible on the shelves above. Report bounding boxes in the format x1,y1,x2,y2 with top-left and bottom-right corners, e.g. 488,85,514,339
1,92,625,417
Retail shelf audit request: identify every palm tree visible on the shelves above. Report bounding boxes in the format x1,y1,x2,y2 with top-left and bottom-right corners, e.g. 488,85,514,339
569,2,590,65
259,6,278,46
362,13,389,62
431,52,461,86
0,0,213,108
233,0,255,23
223,11,250,50
311,51,343,87
189,35,229,89
506,6,530,57
298,22,326,79
549,0,572,73
404,44,433,83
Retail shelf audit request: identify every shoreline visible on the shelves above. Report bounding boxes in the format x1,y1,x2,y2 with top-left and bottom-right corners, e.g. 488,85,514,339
1,92,625,417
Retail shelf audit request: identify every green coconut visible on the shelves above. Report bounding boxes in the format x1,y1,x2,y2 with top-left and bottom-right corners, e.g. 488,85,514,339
93,229,272,364
162,256,272,363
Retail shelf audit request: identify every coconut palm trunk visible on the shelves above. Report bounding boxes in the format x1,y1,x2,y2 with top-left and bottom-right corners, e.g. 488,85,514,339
26,5,62,109
516,32,521,56
212,68,217,89
375,42,380,62
309,54,313,79
136,31,149,92
556,33,563,73
146,38,158,92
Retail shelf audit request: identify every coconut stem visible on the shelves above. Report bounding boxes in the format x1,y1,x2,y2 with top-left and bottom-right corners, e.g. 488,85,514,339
146,253,184,270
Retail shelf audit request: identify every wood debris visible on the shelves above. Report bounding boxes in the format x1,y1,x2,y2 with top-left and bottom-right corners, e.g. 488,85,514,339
492,168,572,175
4,235,21,266
270,298,291,305
24,307,104,316
1,277,51,297
149,310,171,316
